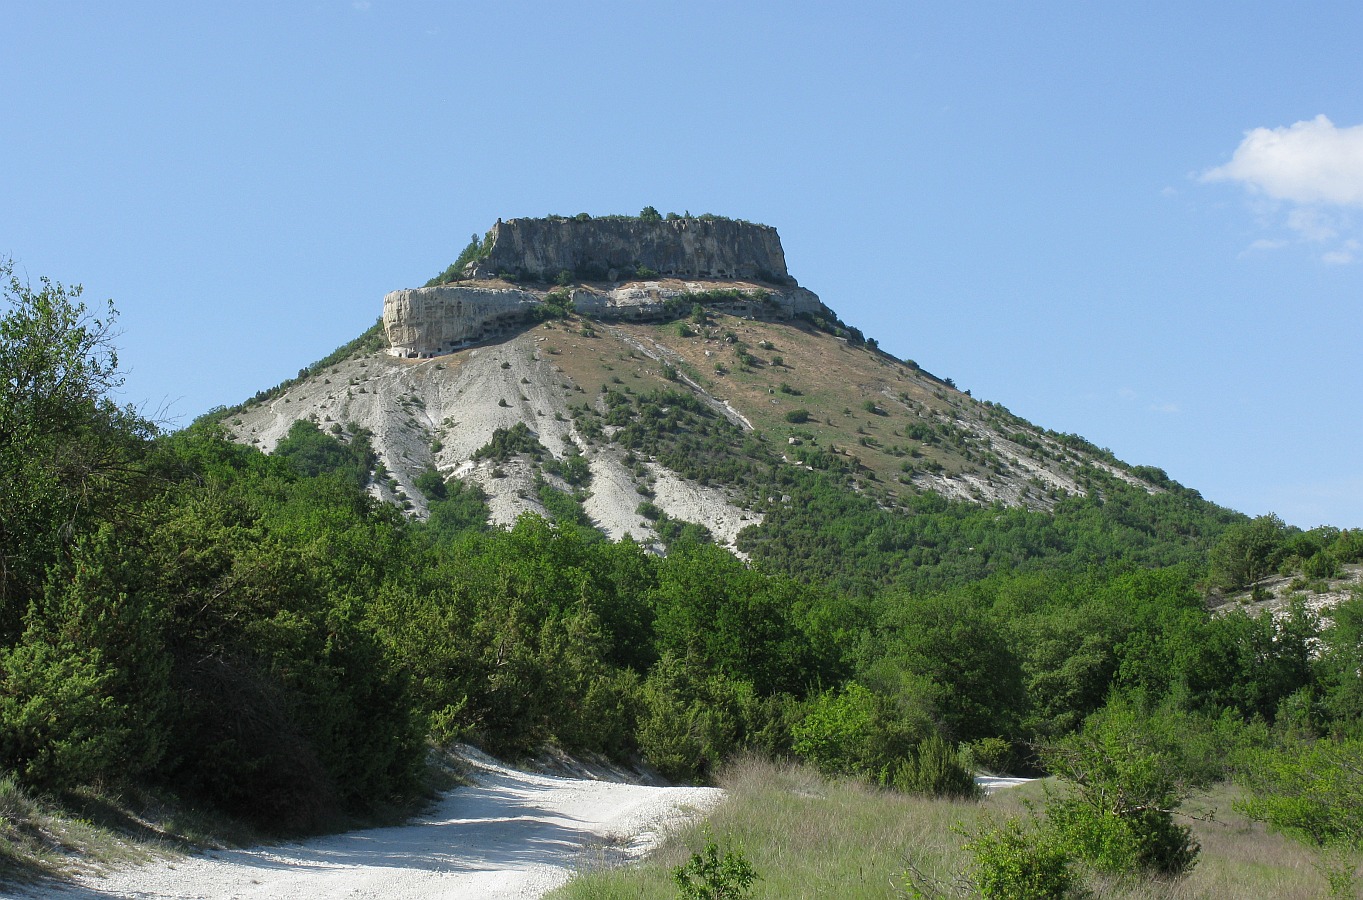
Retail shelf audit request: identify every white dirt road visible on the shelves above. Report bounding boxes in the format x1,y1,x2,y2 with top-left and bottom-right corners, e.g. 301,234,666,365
49,749,723,900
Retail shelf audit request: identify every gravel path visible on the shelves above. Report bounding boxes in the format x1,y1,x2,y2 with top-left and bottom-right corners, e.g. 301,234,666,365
51,749,723,900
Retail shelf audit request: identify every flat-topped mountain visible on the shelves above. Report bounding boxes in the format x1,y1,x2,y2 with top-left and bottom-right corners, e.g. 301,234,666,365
219,212,1228,561
466,213,794,284
384,215,819,358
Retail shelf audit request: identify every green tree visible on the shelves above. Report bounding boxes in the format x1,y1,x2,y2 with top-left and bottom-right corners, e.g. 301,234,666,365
1041,699,1204,876
0,526,171,790
791,680,928,777
1317,595,1363,732
273,419,374,486
1208,514,1289,590
0,260,155,640
652,545,825,696
863,589,1023,744
1183,600,1316,722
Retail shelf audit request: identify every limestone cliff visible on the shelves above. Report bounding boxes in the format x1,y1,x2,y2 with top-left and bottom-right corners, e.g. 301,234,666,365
383,280,825,358
383,286,542,357
467,216,793,284
384,215,821,358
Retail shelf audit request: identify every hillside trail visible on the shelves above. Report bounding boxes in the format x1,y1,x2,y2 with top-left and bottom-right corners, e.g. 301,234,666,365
46,748,723,900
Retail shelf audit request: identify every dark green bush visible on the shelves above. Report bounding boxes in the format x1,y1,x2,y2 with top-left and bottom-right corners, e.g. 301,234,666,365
882,733,980,799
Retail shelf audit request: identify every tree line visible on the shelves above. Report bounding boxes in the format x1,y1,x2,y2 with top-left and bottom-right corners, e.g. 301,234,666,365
2,262,1360,889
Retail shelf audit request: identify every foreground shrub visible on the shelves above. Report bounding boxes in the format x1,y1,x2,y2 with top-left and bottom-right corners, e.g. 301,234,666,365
1040,700,1202,876
1234,736,1363,897
672,830,758,899
959,817,1083,900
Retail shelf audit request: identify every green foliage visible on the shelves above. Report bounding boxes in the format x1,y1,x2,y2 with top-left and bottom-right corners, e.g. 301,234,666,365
273,420,375,487
963,737,1015,775
1318,595,1363,728
421,479,490,537
795,308,866,345
425,231,494,285
1040,699,1205,876
1235,736,1363,851
960,818,1083,900
743,469,1238,598
652,545,838,696
1208,514,1290,590
882,733,980,799
672,830,758,899
1182,599,1316,722
541,443,592,487
792,681,925,778
473,422,546,461
784,408,811,423
1234,736,1363,897
536,479,595,532
862,589,1023,744
414,468,447,500
0,526,171,791
0,261,156,638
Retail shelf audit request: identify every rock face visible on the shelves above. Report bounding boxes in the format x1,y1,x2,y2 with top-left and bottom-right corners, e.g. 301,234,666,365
383,216,823,358
383,282,825,358
569,284,824,321
383,286,542,357
467,216,794,284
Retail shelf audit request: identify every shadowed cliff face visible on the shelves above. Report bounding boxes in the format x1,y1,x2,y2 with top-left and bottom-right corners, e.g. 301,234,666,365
467,217,794,284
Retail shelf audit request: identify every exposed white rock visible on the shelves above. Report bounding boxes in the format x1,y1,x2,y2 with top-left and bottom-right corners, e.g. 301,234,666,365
383,285,542,358
224,328,755,552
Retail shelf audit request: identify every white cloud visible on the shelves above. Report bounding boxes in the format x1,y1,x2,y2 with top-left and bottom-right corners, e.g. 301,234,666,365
1203,115,1363,207
1203,115,1363,263
1147,402,1181,415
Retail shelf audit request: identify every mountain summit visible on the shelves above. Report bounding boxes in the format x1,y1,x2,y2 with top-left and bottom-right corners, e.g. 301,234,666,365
219,213,1206,557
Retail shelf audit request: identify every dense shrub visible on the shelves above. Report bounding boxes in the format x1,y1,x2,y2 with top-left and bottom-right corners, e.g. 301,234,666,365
1040,700,1204,876
961,818,1081,900
882,733,980,799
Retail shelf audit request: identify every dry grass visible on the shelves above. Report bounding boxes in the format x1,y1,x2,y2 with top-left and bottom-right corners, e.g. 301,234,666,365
623,314,959,494
550,757,1342,900
0,774,164,891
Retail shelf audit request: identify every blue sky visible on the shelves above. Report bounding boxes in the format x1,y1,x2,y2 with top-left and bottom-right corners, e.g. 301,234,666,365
4,2,1361,528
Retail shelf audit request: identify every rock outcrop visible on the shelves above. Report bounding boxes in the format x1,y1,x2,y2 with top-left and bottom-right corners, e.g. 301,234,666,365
383,286,542,358
383,216,823,358
467,216,793,284
383,282,825,358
